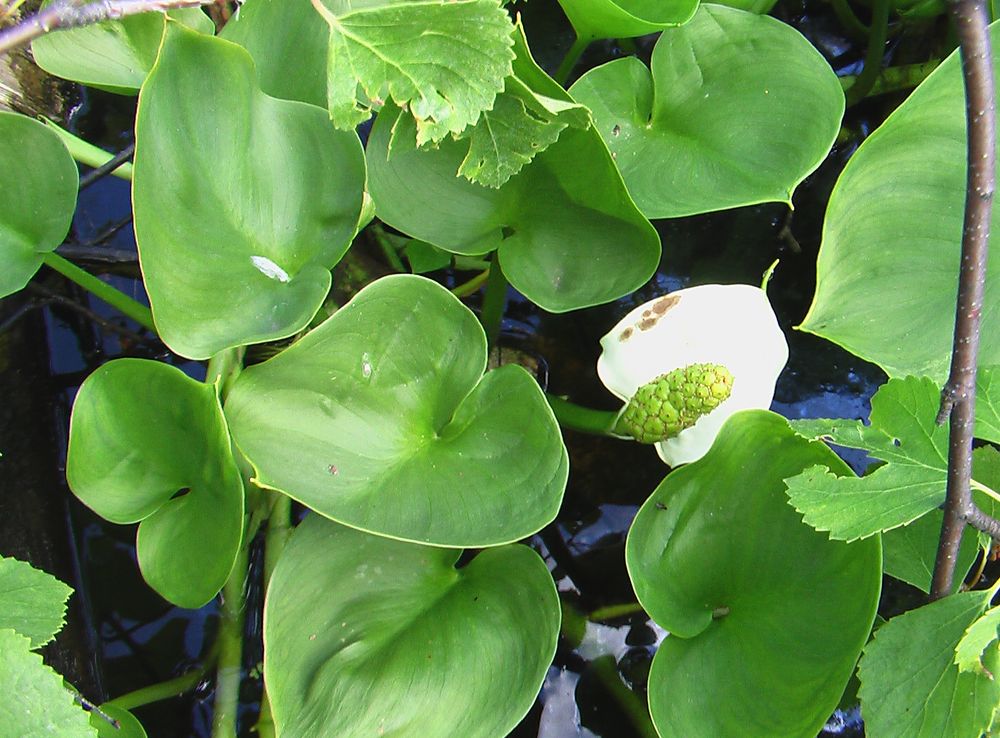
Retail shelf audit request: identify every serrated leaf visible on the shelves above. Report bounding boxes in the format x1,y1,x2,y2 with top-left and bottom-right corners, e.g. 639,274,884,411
0,629,96,738
319,0,515,145
0,557,72,649
456,77,590,187
956,604,1000,677
859,590,1000,738
785,376,966,540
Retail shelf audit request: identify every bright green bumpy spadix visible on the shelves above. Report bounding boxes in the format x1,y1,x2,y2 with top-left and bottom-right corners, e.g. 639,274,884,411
617,363,734,443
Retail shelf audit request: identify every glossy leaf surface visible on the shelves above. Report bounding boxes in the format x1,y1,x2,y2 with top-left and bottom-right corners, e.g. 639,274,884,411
0,557,72,649
264,515,560,737
0,112,77,299
858,589,1000,738
32,6,213,93
801,26,1000,380
67,359,244,608
367,30,659,312
134,23,366,359
92,705,146,738
226,275,568,546
786,376,1000,540
627,411,881,737
0,629,95,737
318,0,514,145
570,5,843,218
555,0,697,41
220,0,328,106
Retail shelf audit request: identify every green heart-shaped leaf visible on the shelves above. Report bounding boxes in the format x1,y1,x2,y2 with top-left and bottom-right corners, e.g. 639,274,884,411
264,515,560,738
134,22,366,359
0,112,77,299
220,0,328,107
800,24,1000,380
555,0,698,42
31,5,213,93
67,359,244,608
226,275,568,546
367,30,659,312
570,4,844,218
0,557,72,649
91,705,146,738
627,410,881,737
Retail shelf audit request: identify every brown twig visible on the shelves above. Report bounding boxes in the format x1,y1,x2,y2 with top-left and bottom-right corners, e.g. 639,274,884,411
931,0,998,600
0,0,214,57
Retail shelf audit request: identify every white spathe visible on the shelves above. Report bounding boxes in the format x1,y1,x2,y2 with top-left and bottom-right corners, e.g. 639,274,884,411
597,283,788,466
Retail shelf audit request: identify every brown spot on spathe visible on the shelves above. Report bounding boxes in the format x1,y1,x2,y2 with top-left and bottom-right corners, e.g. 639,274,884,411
619,327,634,342
638,295,681,331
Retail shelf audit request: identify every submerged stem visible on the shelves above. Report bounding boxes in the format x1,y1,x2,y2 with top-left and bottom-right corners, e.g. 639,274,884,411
845,0,890,107
107,639,219,711
42,251,156,332
479,254,508,349
211,541,248,738
554,35,590,87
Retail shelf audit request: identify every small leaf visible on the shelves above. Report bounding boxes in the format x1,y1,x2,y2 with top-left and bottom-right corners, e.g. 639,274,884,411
0,557,72,649
32,6,213,93
91,704,146,738
67,359,244,608
785,376,958,540
955,604,1000,677
0,112,77,299
264,515,560,738
404,240,452,273
0,629,96,738
226,275,568,547
134,23,366,359
318,0,515,145
555,0,697,42
569,5,843,218
859,590,1000,738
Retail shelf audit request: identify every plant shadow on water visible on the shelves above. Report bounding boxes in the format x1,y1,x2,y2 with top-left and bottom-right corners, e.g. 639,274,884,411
11,0,959,734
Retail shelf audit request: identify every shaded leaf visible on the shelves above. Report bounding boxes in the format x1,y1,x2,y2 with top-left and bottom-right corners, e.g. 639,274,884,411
31,6,213,93
91,704,146,738
264,515,559,737
881,509,979,594
0,112,77,299
67,359,244,608
555,0,697,42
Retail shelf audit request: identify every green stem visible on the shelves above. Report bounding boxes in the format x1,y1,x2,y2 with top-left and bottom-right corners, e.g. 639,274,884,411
554,35,590,86
106,641,219,711
42,251,155,332
205,347,245,399
211,542,248,738
590,655,659,738
588,602,646,621
479,255,508,349
253,493,292,738
840,60,940,98
829,0,870,42
451,268,490,298
40,119,133,180
845,0,891,107
545,393,619,436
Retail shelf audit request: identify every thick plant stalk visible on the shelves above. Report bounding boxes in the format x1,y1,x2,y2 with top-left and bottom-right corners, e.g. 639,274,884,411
0,0,214,56
931,0,999,600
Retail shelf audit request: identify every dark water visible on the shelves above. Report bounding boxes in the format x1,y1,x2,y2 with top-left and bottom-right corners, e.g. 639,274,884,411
12,0,957,734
